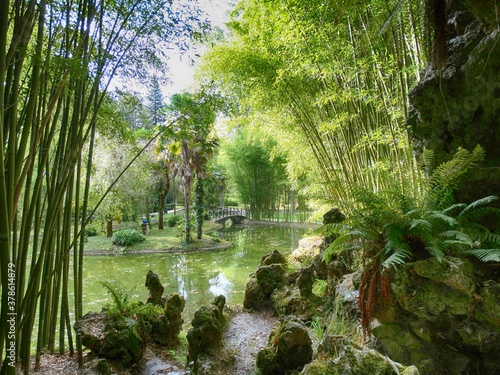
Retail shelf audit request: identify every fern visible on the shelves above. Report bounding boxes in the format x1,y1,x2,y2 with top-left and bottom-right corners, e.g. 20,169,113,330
466,249,500,262
458,196,499,219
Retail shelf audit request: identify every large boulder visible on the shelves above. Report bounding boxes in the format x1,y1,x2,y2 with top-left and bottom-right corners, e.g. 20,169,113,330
74,312,143,366
187,295,226,373
145,270,165,306
371,256,500,374
406,1,500,202
261,249,287,266
256,316,313,374
301,335,419,375
243,250,288,310
150,292,185,347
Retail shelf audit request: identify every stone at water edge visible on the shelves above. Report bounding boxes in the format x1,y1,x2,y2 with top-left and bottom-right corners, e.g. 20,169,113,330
256,263,287,296
187,295,227,371
145,270,165,305
260,249,287,266
256,316,313,374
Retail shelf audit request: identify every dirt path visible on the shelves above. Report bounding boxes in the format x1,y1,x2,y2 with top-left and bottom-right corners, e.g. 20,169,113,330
223,311,278,375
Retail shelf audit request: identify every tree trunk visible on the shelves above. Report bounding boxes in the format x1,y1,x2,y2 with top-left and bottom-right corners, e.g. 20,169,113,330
158,171,170,230
218,185,224,207
173,179,176,214
184,188,191,243
106,220,113,238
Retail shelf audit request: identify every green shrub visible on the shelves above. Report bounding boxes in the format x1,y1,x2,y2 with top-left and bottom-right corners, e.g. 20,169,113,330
112,229,145,247
85,221,102,236
167,215,183,227
223,199,239,207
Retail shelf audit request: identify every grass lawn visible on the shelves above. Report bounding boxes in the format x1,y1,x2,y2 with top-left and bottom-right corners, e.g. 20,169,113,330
84,221,229,255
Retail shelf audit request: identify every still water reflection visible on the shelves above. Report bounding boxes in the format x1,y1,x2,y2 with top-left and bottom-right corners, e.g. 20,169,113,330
81,225,308,322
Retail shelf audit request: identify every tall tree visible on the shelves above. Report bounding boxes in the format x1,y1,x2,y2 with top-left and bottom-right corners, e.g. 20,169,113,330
222,128,287,220
157,92,217,243
147,77,166,128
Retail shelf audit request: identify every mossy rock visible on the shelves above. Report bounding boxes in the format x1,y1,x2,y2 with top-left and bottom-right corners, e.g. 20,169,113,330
256,264,286,296
311,335,420,375
257,316,312,374
243,278,265,310
271,286,310,318
412,257,475,296
187,296,226,366
103,327,143,364
260,249,287,266
478,284,500,326
391,259,473,321
301,361,331,375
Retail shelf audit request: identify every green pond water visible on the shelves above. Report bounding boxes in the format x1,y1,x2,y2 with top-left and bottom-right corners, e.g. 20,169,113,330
79,225,309,323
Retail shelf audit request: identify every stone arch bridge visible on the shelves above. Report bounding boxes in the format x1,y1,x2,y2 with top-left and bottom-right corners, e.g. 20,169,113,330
206,206,248,225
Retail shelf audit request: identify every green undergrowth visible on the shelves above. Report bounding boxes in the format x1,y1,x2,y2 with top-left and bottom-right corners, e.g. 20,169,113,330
84,222,228,254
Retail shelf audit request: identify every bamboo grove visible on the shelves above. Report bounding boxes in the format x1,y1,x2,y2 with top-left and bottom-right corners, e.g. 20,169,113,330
199,0,432,206
0,1,201,373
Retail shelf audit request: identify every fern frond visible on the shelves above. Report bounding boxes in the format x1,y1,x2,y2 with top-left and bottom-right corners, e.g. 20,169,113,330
443,240,471,255
426,211,459,227
409,219,432,231
458,196,499,219
440,230,473,247
132,303,165,317
322,234,355,263
466,248,500,262
424,237,447,261
427,145,485,208
441,203,466,215
100,280,126,312
474,232,500,246
314,222,347,237
382,247,412,268
124,317,137,328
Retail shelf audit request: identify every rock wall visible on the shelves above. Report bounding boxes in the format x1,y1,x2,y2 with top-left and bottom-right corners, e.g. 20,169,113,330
407,0,500,201
371,257,500,374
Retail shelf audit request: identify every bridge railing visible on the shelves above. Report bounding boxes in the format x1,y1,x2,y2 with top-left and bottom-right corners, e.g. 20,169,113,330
206,206,247,220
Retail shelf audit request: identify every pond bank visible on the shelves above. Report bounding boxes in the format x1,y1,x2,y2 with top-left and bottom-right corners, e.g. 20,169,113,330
83,242,232,256
243,219,320,230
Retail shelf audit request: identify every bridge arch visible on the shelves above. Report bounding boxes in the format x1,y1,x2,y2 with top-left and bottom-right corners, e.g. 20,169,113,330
206,206,248,225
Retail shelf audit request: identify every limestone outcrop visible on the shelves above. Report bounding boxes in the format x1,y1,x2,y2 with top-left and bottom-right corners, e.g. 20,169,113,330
407,1,500,202
371,256,500,374
187,295,227,374
256,316,313,374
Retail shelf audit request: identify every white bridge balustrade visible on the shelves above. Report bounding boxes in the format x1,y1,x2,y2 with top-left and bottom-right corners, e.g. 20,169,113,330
206,206,248,224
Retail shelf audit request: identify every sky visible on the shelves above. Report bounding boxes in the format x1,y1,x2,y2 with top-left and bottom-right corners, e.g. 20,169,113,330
164,0,233,97
108,0,233,101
